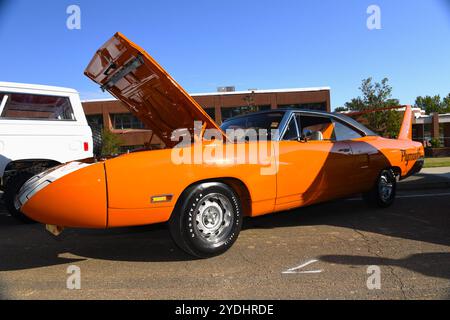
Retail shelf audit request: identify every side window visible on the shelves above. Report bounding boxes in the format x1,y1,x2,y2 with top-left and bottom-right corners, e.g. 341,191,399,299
333,120,363,141
0,92,75,120
282,116,299,140
297,114,335,141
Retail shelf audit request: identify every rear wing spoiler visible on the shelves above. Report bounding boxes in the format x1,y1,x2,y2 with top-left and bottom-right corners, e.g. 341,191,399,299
342,105,413,140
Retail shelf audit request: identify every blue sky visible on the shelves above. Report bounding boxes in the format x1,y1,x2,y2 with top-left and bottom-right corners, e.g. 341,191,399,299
1,0,449,109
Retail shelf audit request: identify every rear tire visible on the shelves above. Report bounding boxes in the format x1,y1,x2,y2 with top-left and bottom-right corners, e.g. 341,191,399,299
168,182,243,258
363,169,396,208
4,171,37,223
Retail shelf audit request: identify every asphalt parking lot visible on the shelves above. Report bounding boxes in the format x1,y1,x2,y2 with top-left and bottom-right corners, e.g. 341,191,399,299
0,188,449,300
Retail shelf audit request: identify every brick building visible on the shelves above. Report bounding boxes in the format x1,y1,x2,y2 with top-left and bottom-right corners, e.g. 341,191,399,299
412,111,450,148
82,87,331,151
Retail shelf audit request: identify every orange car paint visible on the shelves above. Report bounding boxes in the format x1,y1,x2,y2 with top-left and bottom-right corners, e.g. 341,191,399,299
20,33,424,229
22,162,107,228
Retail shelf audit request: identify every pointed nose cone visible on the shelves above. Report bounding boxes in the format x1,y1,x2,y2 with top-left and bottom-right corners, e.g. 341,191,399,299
21,162,108,228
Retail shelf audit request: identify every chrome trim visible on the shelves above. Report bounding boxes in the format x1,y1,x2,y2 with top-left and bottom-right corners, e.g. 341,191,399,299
225,109,371,142
278,110,369,142
298,111,369,137
279,112,300,141
277,111,298,141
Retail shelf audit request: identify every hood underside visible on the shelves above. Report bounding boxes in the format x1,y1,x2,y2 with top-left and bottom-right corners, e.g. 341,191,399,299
84,32,223,148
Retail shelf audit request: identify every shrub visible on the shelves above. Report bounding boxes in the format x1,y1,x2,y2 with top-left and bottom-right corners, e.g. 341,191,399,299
429,138,441,148
101,129,122,156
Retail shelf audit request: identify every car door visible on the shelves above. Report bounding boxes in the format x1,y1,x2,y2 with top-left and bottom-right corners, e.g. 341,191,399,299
331,118,375,191
275,113,355,211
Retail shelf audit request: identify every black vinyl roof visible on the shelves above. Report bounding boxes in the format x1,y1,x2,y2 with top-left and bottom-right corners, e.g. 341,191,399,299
221,108,378,137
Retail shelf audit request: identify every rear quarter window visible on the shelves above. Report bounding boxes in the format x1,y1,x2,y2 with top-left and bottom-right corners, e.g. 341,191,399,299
0,92,75,120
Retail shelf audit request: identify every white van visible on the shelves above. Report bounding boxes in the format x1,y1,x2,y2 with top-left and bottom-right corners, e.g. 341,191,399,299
0,82,98,222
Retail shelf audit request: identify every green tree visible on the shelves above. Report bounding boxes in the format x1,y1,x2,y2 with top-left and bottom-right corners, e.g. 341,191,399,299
334,106,348,112
344,78,402,138
242,92,259,114
414,94,450,114
101,129,122,156
414,95,442,114
442,93,450,113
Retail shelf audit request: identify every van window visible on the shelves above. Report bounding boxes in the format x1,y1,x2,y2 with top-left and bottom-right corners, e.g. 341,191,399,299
0,92,75,120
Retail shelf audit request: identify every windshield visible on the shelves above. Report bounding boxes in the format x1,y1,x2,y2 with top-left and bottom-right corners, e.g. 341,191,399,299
220,112,285,141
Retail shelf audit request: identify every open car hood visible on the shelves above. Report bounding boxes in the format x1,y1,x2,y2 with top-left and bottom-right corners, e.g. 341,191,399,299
84,32,223,147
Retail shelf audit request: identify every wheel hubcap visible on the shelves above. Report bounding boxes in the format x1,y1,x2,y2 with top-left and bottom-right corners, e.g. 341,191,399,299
193,194,233,243
379,172,394,202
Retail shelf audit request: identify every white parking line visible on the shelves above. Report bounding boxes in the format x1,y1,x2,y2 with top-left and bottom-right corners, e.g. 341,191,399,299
282,259,323,274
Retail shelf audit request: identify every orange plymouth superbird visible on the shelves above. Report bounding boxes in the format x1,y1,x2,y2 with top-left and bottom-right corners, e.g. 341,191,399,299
17,33,424,257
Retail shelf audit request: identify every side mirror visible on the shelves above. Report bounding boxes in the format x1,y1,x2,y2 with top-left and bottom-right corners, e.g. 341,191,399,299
300,129,312,142
298,134,308,142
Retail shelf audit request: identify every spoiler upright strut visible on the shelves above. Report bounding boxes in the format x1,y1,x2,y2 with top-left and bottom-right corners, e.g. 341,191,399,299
398,105,413,140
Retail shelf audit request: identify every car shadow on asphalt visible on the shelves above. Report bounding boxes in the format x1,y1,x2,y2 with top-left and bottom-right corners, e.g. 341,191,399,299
244,196,450,247
0,213,196,271
318,252,450,280
0,194,449,272
243,196,450,281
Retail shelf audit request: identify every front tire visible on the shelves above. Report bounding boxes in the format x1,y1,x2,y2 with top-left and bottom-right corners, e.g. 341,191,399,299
4,171,37,223
363,169,397,208
169,182,243,258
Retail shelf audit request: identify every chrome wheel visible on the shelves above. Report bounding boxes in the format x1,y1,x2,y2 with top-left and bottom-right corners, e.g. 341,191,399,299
378,172,394,202
193,193,234,243
169,182,243,257
363,169,396,208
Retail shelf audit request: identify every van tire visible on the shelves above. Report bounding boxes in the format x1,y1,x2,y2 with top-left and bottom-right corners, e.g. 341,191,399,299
4,171,37,223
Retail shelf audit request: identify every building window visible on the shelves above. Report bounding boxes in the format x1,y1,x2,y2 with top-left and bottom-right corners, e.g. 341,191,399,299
440,123,445,147
86,114,103,129
424,124,432,140
204,107,216,120
412,125,421,140
221,105,271,121
112,113,145,130
278,102,327,111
